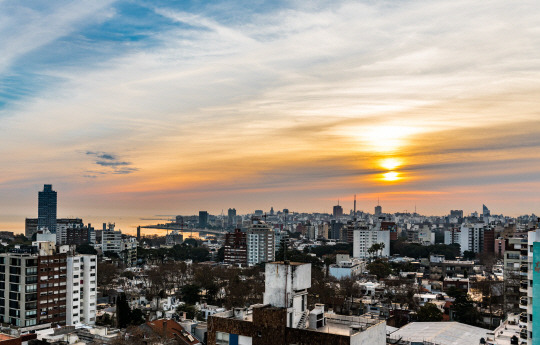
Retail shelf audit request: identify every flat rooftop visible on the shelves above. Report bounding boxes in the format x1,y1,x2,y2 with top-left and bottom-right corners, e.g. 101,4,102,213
390,322,490,345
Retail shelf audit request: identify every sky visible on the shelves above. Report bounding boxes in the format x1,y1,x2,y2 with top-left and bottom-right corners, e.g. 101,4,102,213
1,0,540,233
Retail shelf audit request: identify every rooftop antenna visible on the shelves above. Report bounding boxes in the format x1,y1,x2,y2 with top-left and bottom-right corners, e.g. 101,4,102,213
378,197,380,206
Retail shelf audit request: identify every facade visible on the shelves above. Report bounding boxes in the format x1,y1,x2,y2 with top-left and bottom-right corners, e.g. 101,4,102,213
352,223,390,259
38,185,57,234
502,237,528,314
458,223,489,254
66,255,97,325
246,222,275,266
0,248,41,330
224,229,247,266
0,242,68,331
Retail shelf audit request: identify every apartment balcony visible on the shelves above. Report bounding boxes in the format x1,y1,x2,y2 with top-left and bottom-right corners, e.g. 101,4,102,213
519,313,527,324
519,298,528,309
520,265,528,273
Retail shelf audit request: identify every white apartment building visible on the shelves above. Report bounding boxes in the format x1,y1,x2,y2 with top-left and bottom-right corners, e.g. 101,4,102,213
460,223,489,254
66,255,97,326
247,222,275,266
102,229,122,253
352,223,390,259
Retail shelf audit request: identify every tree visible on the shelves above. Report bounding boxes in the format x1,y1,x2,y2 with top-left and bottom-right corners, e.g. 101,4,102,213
452,291,479,326
367,260,392,279
217,246,225,262
116,293,131,328
463,250,476,260
129,308,145,325
417,303,443,321
76,244,98,255
97,262,119,295
181,284,201,305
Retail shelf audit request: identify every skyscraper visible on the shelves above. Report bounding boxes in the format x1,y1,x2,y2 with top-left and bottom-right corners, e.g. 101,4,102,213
482,204,491,218
199,211,209,228
38,184,57,233
227,208,236,228
333,202,343,218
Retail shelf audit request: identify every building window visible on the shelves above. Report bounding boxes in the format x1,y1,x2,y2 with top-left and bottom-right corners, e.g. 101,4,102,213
216,332,229,345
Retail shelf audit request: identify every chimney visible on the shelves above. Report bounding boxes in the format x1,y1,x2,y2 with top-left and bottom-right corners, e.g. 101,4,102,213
162,320,167,338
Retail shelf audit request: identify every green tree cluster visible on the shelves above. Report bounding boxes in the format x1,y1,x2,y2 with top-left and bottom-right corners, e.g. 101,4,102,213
391,239,460,259
417,303,443,321
366,260,392,279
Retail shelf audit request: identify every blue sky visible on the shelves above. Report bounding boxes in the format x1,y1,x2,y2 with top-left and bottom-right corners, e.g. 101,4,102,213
1,0,540,232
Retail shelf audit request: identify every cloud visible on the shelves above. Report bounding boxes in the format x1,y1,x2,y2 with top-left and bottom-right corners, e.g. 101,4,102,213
86,151,137,175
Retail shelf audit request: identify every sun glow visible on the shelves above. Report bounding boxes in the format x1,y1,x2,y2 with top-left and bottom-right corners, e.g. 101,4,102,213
379,158,402,170
360,125,420,153
382,171,401,181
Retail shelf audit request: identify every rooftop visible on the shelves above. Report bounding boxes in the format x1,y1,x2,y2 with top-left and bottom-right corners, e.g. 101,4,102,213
390,322,491,345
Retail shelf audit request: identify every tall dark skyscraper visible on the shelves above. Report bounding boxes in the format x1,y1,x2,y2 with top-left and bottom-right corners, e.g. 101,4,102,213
333,203,343,218
199,211,208,228
38,184,57,233
227,208,236,228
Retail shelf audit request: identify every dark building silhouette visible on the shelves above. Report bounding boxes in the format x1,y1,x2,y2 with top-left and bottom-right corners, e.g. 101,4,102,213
199,211,209,228
333,204,343,218
227,208,236,228
38,184,57,233
25,218,39,238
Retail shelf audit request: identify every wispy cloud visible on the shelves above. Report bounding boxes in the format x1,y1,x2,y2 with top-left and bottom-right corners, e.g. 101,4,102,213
86,151,137,175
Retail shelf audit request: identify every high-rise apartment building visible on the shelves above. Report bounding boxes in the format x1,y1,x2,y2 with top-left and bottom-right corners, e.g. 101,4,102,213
223,229,247,266
0,242,67,331
0,242,97,331
102,224,122,253
374,205,382,216
352,223,390,259
38,185,57,233
247,222,275,266
66,255,97,325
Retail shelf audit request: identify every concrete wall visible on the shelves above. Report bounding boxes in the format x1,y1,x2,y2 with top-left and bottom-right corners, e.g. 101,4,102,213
263,263,311,308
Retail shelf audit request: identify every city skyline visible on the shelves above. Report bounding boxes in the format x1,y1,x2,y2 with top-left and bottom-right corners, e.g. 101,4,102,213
1,0,540,231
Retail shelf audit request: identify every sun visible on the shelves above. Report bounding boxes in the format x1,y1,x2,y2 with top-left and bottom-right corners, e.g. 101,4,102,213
382,171,401,182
